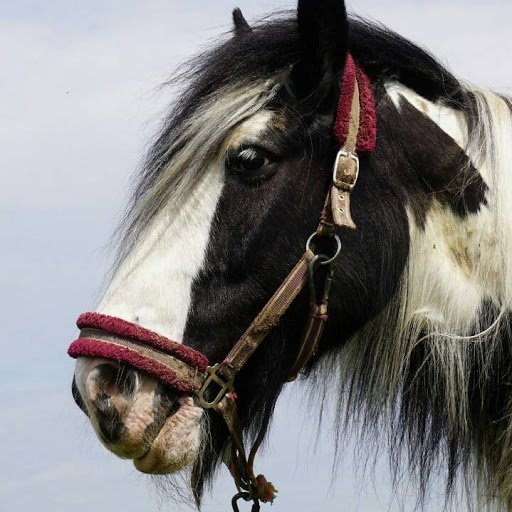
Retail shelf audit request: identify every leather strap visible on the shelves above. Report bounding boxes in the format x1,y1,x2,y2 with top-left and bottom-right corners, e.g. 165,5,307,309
218,396,249,486
318,75,361,235
286,71,363,379
218,395,277,504
217,250,315,382
77,328,206,390
344,76,361,152
287,304,328,382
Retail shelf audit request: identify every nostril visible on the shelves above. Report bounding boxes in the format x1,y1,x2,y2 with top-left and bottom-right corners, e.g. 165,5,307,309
85,363,135,446
117,366,138,397
92,363,138,400
95,398,125,445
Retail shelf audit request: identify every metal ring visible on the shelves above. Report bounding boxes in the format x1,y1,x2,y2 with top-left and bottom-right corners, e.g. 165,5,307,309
305,233,342,266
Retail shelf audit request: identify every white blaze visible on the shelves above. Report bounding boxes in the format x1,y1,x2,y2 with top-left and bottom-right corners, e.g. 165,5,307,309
96,163,224,340
73,78,281,475
96,111,274,341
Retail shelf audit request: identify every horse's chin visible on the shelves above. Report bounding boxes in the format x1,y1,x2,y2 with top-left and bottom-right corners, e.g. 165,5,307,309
133,396,203,474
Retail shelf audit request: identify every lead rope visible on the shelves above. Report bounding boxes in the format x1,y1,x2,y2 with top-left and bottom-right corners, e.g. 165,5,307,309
219,397,275,512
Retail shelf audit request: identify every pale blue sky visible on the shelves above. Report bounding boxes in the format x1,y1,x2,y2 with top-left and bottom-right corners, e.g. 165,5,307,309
1,1,511,511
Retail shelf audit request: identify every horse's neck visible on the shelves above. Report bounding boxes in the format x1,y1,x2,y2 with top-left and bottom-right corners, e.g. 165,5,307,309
388,83,512,336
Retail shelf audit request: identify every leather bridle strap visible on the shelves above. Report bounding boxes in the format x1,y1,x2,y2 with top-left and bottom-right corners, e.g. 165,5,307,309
224,250,314,375
318,71,361,235
196,251,319,506
197,63,364,406
286,70,363,381
196,250,315,409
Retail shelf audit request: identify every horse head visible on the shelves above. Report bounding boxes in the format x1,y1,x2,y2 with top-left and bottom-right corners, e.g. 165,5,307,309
70,0,512,508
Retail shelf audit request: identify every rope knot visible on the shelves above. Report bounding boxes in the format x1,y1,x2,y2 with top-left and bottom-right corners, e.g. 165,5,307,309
253,474,278,503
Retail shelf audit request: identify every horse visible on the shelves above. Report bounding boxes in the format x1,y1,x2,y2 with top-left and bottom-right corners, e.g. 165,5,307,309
68,1,512,510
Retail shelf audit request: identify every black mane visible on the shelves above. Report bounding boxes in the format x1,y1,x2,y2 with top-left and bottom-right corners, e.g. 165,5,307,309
179,13,465,108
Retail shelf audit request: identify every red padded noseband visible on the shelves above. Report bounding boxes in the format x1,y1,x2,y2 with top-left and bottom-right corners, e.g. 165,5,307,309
68,313,208,393
75,313,208,369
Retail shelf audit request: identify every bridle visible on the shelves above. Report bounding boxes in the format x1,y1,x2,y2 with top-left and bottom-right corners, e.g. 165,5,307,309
68,53,376,511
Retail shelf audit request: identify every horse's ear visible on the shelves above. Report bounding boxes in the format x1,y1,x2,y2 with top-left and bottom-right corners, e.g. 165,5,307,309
232,8,252,35
290,0,348,102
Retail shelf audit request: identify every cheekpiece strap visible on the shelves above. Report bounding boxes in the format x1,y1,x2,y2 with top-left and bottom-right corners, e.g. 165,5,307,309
318,54,375,235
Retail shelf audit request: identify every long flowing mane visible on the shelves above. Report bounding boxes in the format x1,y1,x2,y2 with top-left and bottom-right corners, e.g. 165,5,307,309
113,12,512,509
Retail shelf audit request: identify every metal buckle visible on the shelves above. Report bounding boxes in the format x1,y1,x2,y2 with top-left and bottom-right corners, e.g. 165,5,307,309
332,149,359,191
197,363,235,409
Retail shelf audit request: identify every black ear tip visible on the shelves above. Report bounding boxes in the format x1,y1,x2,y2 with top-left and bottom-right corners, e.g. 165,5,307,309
232,7,252,34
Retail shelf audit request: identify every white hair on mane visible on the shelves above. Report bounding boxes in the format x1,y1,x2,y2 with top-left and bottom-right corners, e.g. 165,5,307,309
322,85,512,509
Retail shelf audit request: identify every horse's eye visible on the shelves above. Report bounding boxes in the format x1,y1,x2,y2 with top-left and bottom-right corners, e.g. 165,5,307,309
226,147,273,179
